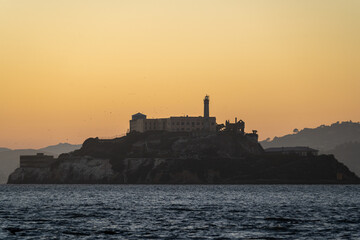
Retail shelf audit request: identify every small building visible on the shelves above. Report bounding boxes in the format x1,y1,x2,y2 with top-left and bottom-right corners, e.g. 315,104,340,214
245,130,259,143
265,147,319,157
20,153,55,168
132,113,146,121
219,118,245,134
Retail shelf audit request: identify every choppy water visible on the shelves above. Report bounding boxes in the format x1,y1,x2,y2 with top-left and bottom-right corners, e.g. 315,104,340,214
0,185,359,239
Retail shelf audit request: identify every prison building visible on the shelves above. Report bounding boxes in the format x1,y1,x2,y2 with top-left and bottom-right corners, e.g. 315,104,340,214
129,95,216,133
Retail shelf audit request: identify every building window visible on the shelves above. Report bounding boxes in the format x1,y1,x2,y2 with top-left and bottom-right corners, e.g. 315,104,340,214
186,122,189,125
181,122,184,125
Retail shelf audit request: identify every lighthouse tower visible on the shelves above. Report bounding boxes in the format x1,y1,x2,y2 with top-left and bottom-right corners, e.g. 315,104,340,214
204,95,209,118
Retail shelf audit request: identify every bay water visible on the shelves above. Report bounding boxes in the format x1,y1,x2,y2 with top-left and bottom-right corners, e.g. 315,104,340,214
0,185,359,239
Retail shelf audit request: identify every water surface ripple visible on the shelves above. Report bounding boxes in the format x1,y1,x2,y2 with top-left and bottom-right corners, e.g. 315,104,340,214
0,185,359,239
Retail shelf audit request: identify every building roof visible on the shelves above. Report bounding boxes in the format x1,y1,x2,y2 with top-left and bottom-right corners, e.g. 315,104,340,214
132,112,147,120
169,116,215,119
132,112,146,117
265,147,319,152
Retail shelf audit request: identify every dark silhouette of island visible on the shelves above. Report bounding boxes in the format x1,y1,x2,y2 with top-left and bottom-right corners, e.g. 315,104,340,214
8,131,358,184
260,121,360,176
6,98,359,184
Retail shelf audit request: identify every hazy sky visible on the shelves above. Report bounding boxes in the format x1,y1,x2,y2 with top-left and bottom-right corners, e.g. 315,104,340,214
1,0,359,149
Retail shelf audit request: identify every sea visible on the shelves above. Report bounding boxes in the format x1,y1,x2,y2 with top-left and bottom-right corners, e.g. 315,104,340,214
0,185,359,239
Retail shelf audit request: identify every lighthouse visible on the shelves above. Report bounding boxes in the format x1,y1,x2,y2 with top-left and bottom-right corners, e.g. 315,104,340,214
204,95,209,118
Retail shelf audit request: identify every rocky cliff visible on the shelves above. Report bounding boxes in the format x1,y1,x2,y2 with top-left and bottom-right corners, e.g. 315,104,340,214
7,131,360,184
8,157,114,184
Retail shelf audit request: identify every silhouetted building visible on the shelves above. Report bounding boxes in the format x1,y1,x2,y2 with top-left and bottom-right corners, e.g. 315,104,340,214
132,113,146,120
204,95,209,118
20,153,55,168
223,118,245,133
246,130,259,143
129,96,259,142
130,96,216,133
265,147,319,157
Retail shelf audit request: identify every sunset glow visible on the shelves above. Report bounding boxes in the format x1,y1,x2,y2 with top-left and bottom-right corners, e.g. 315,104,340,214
1,0,359,148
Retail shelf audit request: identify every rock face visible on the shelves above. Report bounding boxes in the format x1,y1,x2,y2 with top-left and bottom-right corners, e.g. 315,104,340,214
8,157,115,184
7,131,360,184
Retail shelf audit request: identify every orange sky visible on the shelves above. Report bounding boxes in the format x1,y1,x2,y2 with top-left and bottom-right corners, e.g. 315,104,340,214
1,0,359,149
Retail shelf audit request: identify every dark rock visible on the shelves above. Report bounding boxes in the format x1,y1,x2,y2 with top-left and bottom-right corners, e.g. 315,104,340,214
7,131,360,184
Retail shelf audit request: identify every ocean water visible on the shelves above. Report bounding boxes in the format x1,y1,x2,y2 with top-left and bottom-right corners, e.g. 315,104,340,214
0,185,359,239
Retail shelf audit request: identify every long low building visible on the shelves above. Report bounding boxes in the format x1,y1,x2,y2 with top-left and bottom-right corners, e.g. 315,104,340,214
130,96,216,133
265,147,319,157
130,115,217,133
20,153,55,168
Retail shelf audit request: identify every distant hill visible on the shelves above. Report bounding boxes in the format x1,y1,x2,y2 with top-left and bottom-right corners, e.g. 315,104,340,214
0,143,81,184
260,121,360,176
261,121,360,150
325,142,360,177
39,143,82,156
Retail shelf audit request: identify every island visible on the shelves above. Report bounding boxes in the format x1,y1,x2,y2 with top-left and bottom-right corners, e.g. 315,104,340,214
7,131,359,184
7,96,359,184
